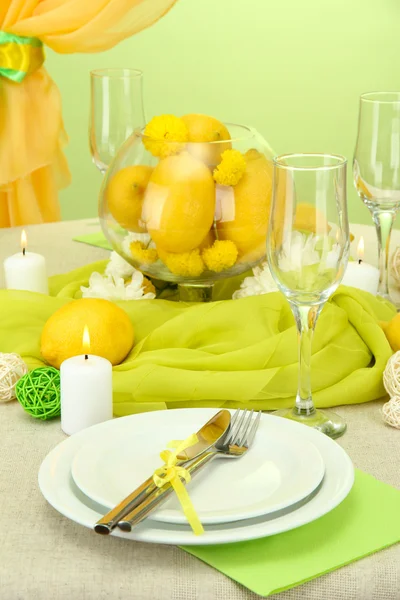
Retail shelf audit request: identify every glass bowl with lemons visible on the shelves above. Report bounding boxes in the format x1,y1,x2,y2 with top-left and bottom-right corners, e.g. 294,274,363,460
99,113,275,301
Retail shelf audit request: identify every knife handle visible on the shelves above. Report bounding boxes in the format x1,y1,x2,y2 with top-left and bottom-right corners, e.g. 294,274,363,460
117,451,216,532
94,475,157,534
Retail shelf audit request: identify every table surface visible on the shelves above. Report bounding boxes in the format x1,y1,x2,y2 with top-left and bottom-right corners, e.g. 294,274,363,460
0,219,399,600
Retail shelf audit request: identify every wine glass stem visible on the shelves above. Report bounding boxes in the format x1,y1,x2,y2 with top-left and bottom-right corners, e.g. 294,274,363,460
371,209,396,298
290,303,322,417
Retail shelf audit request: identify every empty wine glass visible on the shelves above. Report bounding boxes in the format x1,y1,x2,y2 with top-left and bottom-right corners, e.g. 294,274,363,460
353,92,400,301
89,68,146,174
267,153,350,438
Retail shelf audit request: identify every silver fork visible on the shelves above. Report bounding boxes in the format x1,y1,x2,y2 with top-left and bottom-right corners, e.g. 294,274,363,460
117,409,262,532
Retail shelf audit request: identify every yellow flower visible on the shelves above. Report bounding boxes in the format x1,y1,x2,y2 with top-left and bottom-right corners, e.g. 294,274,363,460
202,240,238,272
159,248,205,277
213,149,246,186
130,241,158,264
143,277,156,295
143,115,189,158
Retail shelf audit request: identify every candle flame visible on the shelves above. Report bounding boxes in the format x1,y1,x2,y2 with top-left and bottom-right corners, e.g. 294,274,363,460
20,230,27,252
357,236,364,261
82,325,91,355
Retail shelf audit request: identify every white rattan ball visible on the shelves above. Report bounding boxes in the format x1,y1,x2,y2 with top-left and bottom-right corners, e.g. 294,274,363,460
391,247,400,288
382,397,400,429
383,351,400,398
0,353,28,402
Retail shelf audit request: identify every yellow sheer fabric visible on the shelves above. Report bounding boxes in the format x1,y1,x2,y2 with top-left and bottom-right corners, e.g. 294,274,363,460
0,0,177,227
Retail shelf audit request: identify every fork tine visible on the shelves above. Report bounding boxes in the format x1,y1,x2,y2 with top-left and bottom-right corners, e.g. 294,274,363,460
245,411,262,448
225,409,247,445
229,409,239,429
237,409,254,447
229,409,253,447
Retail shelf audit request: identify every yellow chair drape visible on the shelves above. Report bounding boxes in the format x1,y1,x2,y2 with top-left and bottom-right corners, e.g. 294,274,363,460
0,0,178,228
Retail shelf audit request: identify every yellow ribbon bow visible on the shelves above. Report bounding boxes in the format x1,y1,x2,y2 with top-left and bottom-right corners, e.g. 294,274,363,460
153,434,204,536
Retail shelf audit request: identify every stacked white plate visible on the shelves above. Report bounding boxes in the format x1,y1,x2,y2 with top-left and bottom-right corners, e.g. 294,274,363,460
38,409,354,545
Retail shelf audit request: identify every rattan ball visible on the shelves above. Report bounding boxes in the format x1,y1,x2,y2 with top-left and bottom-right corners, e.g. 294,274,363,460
0,353,28,403
391,247,400,288
383,351,400,398
382,397,400,429
15,367,61,420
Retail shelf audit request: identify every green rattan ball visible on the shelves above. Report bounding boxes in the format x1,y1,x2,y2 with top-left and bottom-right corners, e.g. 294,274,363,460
15,367,61,421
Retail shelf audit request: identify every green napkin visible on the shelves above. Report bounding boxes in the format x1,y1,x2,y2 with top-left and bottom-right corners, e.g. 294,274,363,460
183,470,400,597
0,260,396,415
73,231,112,250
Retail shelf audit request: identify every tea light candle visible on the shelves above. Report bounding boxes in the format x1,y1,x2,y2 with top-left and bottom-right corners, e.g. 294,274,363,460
3,230,48,294
341,237,379,295
60,326,113,435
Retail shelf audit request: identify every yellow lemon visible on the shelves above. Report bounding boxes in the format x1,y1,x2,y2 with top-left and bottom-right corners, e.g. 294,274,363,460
106,165,153,232
294,203,330,234
142,151,215,253
41,298,134,369
383,314,400,352
182,113,231,167
198,228,216,250
216,149,272,260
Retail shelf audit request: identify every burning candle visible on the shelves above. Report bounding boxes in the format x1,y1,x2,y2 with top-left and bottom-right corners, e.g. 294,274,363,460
3,230,48,294
341,236,379,295
60,326,113,435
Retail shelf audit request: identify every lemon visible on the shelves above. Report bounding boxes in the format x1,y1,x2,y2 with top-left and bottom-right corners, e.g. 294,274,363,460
106,165,153,232
182,113,231,167
294,203,330,234
41,298,134,369
383,314,400,352
142,151,215,253
216,149,272,259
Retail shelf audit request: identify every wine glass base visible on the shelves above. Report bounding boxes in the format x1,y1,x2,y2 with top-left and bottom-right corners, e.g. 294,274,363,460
272,407,347,439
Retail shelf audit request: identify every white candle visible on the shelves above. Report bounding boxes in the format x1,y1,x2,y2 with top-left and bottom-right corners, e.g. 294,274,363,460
3,230,48,294
60,326,113,435
341,236,379,295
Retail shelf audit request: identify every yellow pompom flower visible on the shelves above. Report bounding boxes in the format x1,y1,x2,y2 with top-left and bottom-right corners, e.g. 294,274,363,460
159,248,205,277
130,241,158,264
143,115,189,158
202,240,238,272
213,149,246,186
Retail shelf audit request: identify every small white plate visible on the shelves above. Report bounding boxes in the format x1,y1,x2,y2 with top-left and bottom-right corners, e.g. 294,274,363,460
38,409,354,545
71,414,325,525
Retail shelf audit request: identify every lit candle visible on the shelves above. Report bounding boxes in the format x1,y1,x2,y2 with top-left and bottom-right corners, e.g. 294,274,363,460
3,230,48,294
341,236,379,295
60,326,113,436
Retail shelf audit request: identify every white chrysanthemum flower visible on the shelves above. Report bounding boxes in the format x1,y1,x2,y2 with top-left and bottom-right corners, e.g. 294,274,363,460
325,243,341,268
278,231,320,272
121,232,153,256
105,251,135,279
233,263,278,299
81,271,155,301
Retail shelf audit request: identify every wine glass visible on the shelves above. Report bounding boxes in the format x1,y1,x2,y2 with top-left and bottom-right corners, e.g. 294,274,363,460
267,153,350,438
89,69,146,174
353,92,400,301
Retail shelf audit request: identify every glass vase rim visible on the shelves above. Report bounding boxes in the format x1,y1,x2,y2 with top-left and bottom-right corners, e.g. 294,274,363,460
137,122,256,145
360,91,400,104
90,68,143,79
273,153,347,171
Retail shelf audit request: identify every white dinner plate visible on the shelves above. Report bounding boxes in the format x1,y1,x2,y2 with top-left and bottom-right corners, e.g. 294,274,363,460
71,411,325,525
38,409,354,546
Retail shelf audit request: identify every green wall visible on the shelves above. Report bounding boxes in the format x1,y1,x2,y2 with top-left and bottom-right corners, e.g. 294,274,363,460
46,0,400,226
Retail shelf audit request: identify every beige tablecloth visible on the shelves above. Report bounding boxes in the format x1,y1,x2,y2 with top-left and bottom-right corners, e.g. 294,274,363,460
0,220,399,600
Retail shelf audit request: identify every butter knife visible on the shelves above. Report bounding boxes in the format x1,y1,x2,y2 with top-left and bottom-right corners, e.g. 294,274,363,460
94,409,231,534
